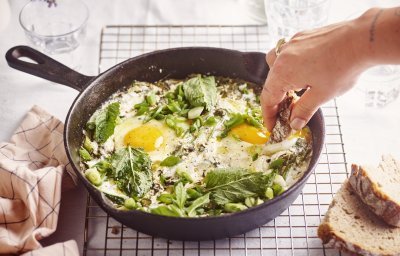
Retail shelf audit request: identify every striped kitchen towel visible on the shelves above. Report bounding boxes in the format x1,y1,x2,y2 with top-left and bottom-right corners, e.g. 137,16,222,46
0,105,79,255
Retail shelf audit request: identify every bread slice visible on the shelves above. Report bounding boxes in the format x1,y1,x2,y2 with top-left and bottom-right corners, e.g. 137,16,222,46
318,180,400,256
269,91,298,143
349,155,400,227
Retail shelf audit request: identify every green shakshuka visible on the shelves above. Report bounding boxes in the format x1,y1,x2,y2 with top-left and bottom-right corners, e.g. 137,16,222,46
79,75,312,217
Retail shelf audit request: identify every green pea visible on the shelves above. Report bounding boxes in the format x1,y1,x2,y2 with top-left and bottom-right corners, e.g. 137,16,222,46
124,198,137,210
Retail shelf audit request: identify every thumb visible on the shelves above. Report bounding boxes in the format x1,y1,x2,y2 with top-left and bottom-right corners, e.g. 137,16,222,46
290,89,324,130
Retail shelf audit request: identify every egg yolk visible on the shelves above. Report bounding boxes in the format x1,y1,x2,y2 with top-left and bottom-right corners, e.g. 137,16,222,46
230,124,270,144
123,125,164,152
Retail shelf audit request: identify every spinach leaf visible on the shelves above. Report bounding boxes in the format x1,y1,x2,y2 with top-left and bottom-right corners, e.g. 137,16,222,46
186,193,210,217
111,146,152,197
94,102,120,144
205,169,274,205
183,75,217,111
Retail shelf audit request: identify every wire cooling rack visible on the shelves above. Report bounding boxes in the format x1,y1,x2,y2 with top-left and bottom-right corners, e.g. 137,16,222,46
83,25,349,256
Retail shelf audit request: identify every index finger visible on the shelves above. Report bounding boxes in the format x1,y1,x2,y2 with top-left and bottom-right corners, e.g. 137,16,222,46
260,71,291,131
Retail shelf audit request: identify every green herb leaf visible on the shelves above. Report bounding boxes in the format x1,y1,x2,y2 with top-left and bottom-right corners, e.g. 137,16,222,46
94,102,120,144
111,147,152,197
176,169,193,184
160,156,181,167
187,188,203,199
173,182,187,209
205,168,274,205
269,158,284,170
151,205,182,217
93,160,112,174
99,187,128,205
219,113,245,139
183,75,217,111
205,116,217,126
157,193,174,204
145,92,157,106
186,193,210,217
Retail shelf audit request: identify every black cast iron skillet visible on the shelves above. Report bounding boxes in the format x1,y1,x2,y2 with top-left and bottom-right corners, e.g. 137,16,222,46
6,45,325,241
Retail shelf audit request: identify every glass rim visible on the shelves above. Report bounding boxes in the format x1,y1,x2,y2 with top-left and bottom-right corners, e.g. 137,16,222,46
19,0,90,38
266,0,331,10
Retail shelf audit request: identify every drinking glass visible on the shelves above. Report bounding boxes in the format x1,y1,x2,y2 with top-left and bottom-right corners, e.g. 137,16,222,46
358,65,400,108
19,0,89,66
265,0,331,46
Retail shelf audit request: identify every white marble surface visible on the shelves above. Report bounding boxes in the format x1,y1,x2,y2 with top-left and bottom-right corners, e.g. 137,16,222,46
1,0,400,254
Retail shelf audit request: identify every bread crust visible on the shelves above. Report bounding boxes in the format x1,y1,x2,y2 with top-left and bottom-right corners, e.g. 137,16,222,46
349,163,400,227
318,181,400,256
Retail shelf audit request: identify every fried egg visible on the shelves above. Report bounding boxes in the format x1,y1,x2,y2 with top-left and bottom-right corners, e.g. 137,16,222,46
230,123,270,145
114,117,178,161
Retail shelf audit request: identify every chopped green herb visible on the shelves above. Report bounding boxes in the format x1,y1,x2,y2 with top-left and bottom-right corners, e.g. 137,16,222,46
176,169,193,184
85,168,102,186
151,205,183,217
83,136,93,153
145,92,157,106
160,156,181,167
265,187,274,200
219,113,245,139
224,203,247,213
186,193,210,217
204,116,217,126
157,193,174,204
79,147,92,161
188,106,204,119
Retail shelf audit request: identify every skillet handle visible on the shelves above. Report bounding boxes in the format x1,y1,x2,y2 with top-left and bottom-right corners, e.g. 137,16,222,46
5,45,94,92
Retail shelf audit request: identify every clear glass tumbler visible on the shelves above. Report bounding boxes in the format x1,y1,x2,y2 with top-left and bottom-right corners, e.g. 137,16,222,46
19,0,89,55
358,65,400,108
264,0,331,45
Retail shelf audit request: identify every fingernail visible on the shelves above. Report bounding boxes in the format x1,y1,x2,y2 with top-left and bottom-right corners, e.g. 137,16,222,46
290,118,306,130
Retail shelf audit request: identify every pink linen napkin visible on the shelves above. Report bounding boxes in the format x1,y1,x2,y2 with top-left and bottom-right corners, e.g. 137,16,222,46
0,105,79,255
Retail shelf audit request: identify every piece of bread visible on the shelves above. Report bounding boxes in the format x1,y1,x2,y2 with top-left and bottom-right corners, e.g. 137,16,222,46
349,155,400,227
318,180,400,256
269,91,298,143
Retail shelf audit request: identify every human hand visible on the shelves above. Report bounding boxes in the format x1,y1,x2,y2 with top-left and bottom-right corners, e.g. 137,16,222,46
261,19,370,131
